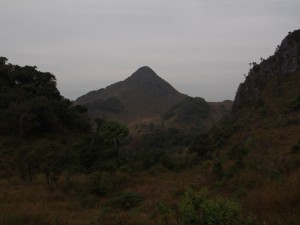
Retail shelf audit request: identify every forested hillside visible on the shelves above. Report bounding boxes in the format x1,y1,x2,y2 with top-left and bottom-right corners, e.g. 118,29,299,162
0,58,130,184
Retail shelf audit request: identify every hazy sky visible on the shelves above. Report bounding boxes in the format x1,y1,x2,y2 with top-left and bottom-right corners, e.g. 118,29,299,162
1,0,299,101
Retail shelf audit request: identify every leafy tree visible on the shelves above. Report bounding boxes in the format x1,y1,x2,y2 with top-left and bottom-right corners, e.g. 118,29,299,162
0,57,91,137
34,141,68,191
0,56,8,65
289,95,300,112
15,146,39,181
99,121,129,155
87,171,114,196
95,118,106,133
189,133,212,158
213,162,224,180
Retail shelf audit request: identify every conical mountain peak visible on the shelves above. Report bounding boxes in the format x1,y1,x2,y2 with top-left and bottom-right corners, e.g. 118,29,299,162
125,66,159,82
124,66,179,97
136,66,155,73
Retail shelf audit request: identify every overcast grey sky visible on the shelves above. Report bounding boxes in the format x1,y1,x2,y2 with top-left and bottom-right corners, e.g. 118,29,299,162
1,0,299,101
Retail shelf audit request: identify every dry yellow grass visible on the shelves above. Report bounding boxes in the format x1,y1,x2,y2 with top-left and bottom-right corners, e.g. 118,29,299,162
0,164,215,225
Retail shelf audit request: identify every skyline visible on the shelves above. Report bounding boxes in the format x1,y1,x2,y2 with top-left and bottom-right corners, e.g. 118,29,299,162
1,0,299,101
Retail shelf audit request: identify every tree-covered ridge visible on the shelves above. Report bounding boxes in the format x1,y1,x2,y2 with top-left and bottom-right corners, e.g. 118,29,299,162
0,57,133,190
0,57,91,139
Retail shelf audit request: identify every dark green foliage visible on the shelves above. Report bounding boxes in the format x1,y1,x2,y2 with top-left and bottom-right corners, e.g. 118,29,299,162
86,97,125,113
13,140,71,190
15,146,39,181
140,127,191,150
189,133,212,158
74,135,117,172
133,149,166,170
179,188,257,225
288,95,300,112
160,152,196,172
227,143,249,161
0,56,8,65
190,120,239,159
162,110,175,121
99,121,129,146
210,120,239,148
0,57,91,138
73,119,129,172
87,171,114,196
291,140,300,153
127,127,196,170
163,96,210,122
156,203,172,225
0,57,94,187
95,118,106,133
134,127,188,155
259,106,268,117
217,143,250,180
34,141,69,191
107,192,142,210
213,162,224,180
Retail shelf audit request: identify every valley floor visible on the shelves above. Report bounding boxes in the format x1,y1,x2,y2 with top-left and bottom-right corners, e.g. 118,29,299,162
1,163,299,225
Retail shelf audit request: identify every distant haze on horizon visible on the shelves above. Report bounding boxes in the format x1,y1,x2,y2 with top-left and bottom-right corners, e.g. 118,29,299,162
1,0,299,102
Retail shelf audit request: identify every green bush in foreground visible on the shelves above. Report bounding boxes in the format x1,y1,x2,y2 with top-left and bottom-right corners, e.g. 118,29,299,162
179,188,257,225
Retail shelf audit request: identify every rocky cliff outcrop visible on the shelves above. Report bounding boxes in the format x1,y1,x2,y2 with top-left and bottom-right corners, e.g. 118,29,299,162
233,29,300,114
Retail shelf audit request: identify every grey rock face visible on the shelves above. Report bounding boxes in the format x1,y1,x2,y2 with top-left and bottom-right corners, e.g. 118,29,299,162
233,29,300,113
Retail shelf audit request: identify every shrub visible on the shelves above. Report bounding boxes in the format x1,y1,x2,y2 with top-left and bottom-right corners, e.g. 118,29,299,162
227,143,249,161
213,162,224,180
156,202,174,225
87,171,114,196
179,188,258,225
291,140,300,153
289,95,300,112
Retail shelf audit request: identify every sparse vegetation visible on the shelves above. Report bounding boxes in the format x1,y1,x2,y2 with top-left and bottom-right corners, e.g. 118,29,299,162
107,192,142,210
288,95,300,112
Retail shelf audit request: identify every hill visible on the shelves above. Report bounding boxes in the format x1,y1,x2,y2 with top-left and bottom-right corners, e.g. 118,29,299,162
76,66,185,123
76,66,231,132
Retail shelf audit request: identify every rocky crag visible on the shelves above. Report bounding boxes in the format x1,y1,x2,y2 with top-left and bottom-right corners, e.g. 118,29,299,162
233,29,300,113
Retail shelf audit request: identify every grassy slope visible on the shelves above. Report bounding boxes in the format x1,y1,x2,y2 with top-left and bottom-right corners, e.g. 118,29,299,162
0,166,215,225
212,70,300,225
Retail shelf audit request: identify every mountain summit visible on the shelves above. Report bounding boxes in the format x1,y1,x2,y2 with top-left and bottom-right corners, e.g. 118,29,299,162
76,66,231,129
123,66,181,97
76,67,186,124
